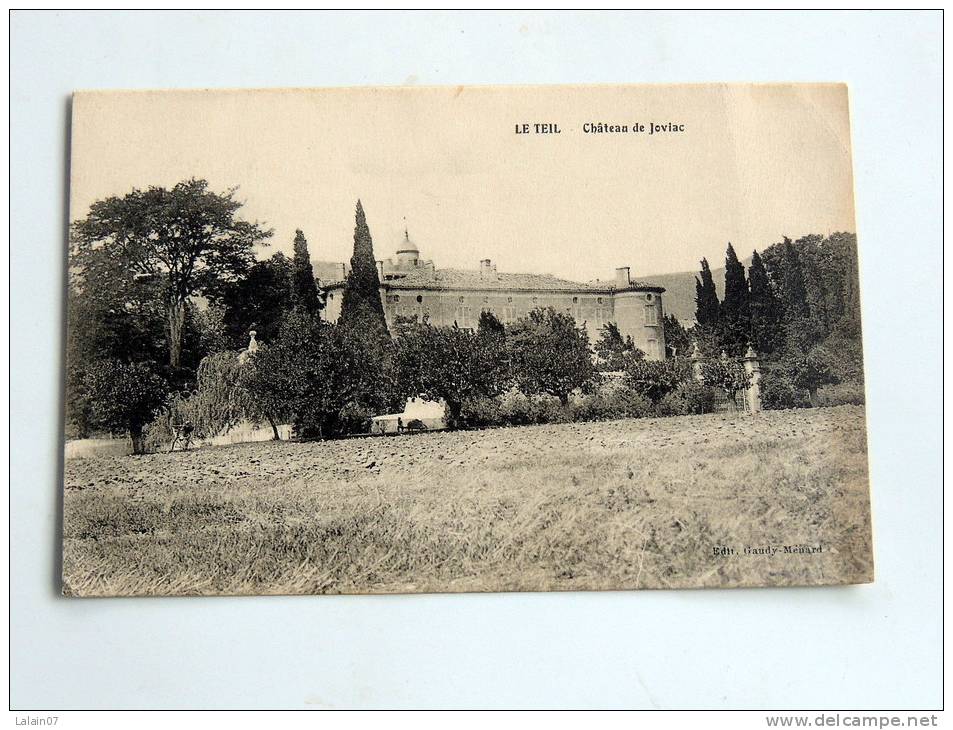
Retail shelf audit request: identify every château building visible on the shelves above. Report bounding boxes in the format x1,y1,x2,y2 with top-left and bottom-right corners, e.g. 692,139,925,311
319,230,667,360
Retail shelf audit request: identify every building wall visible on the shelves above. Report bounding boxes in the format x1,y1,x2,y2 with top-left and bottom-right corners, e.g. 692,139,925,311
322,286,667,360
324,288,343,322
613,289,666,360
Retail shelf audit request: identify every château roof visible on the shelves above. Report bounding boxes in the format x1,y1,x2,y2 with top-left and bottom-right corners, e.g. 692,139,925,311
323,267,664,294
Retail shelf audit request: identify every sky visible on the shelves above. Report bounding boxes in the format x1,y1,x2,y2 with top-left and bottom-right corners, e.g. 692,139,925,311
69,84,857,281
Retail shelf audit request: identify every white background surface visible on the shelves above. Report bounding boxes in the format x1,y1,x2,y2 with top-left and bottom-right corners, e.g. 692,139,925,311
9,11,942,709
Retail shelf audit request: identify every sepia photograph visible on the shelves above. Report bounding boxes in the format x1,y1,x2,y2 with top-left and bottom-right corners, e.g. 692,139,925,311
12,7,945,715
62,84,873,597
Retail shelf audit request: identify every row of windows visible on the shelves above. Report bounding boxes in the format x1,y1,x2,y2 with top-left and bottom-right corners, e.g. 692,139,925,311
356,291,654,305
385,302,658,326
385,294,618,306
387,306,659,333
405,293,653,305
385,294,546,305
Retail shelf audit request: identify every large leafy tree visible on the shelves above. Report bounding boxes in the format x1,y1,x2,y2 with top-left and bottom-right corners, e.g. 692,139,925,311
244,308,362,438
66,248,167,365
507,307,595,405
219,252,294,348
718,242,751,356
594,322,643,371
185,303,229,361
81,360,169,453
764,237,815,354
70,178,272,370
394,320,509,427
760,233,864,345
65,248,168,436
755,233,864,405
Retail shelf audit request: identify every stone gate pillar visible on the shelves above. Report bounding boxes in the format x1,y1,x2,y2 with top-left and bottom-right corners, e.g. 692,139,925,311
742,344,762,413
690,342,704,383
239,330,259,366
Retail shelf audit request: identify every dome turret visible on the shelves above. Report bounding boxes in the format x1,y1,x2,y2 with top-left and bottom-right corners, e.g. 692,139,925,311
396,227,420,264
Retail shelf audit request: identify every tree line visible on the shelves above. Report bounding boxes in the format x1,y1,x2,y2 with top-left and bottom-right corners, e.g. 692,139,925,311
66,186,602,450
679,234,864,408
66,179,864,452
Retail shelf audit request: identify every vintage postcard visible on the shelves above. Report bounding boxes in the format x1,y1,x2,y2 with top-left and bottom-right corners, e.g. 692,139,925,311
63,84,872,596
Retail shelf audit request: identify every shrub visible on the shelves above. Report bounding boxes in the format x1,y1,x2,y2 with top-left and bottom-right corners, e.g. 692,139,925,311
759,351,845,410
819,333,865,383
493,392,572,426
459,397,504,429
623,358,692,403
531,395,571,424
337,403,376,436
698,359,750,402
655,382,715,416
498,391,535,426
816,380,866,407
790,346,840,406
570,390,653,422
143,411,174,453
760,363,809,410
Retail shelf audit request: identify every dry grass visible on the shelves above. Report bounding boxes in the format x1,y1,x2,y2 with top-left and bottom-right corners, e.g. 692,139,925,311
62,405,873,597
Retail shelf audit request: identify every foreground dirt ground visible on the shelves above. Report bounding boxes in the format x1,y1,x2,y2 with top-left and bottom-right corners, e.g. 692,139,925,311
63,405,873,596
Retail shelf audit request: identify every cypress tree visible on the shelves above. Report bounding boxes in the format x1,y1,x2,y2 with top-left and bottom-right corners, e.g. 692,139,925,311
338,200,393,413
340,199,387,325
748,249,782,354
291,229,322,315
719,242,750,355
694,276,705,323
694,257,720,327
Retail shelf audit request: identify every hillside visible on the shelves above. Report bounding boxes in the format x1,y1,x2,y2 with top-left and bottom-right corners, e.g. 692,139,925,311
644,257,752,327
640,269,710,327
